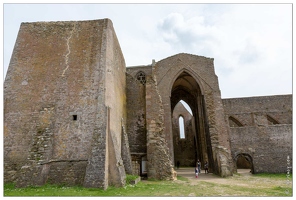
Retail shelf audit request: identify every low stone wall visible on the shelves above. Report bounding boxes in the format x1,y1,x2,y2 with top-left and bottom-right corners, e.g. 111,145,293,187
129,176,141,185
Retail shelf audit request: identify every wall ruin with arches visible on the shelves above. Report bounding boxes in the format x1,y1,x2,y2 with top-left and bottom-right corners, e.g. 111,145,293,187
126,53,235,179
4,18,292,189
126,54,292,177
223,95,292,173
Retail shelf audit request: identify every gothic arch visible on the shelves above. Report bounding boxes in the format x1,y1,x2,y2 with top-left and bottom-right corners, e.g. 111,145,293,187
170,70,215,172
153,54,233,177
169,68,205,96
229,116,244,127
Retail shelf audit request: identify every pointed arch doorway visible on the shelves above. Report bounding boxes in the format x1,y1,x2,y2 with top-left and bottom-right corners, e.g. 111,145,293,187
170,71,215,172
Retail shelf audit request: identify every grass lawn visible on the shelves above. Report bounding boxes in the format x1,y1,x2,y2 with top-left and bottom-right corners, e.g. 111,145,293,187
4,173,292,197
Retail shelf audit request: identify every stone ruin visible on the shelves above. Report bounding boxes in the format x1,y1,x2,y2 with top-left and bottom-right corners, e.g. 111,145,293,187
4,18,292,189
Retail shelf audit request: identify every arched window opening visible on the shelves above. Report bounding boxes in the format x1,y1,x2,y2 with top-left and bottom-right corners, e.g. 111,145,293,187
229,116,243,127
267,115,279,125
179,116,185,139
180,100,193,115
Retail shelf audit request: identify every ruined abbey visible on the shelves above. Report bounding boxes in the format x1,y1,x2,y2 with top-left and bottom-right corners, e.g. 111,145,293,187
4,19,292,189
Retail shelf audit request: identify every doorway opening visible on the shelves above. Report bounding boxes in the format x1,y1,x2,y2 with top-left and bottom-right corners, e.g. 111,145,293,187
140,155,147,178
235,153,253,174
171,71,214,173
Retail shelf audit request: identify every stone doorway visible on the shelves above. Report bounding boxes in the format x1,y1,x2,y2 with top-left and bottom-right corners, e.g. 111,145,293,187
170,71,215,172
235,153,254,174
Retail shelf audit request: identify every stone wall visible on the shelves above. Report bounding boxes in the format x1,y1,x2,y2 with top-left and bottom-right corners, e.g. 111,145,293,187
223,95,292,173
144,73,176,180
4,19,128,189
103,18,128,187
229,125,292,173
126,69,148,154
126,67,150,175
223,95,292,126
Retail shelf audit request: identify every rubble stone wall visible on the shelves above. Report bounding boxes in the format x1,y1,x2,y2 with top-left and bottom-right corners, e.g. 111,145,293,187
223,95,292,173
229,125,292,173
143,73,176,180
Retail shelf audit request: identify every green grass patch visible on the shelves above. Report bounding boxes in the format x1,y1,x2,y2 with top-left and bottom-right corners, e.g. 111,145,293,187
177,175,189,182
4,181,193,197
125,174,140,184
4,173,293,197
254,173,292,179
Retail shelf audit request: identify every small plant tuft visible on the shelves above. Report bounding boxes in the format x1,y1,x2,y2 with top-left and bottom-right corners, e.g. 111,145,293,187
125,174,139,185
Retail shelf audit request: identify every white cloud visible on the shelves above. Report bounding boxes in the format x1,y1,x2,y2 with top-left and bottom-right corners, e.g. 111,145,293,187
157,12,217,54
3,4,292,98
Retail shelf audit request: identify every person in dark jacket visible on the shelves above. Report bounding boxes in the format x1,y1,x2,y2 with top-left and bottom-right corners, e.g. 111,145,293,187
204,161,209,174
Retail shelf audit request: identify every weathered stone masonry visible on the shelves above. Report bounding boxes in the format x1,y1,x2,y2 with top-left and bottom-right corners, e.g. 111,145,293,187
4,18,292,189
223,95,292,173
4,19,130,189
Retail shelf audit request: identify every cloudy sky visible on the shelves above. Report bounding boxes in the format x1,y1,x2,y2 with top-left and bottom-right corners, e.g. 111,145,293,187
2,3,293,98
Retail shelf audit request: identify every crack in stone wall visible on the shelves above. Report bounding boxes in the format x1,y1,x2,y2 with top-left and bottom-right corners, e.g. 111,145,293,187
62,23,76,77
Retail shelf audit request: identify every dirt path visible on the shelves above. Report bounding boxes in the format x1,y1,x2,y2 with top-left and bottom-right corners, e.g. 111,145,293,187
175,168,288,188
176,167,243,185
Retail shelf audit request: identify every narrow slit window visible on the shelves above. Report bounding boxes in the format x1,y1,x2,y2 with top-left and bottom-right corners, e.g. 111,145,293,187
73,115,77,121
179,116,185,139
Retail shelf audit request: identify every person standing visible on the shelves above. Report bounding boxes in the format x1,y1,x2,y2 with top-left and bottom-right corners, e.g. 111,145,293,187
195,166,199,178
204,161,209,174
197,160,201,173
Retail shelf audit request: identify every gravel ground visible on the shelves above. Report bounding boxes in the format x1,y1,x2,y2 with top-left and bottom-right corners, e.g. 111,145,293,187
176,168,292,191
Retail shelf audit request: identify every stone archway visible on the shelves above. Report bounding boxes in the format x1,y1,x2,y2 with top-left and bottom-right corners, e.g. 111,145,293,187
235,153,254,174
170,71,215,173
149,53,233,178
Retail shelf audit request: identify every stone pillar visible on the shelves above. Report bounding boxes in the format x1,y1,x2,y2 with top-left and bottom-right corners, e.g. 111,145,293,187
145,75,176,180
206,91,233,177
